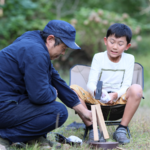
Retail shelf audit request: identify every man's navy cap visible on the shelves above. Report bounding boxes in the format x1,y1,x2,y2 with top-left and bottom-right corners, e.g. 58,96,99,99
43,20,81,50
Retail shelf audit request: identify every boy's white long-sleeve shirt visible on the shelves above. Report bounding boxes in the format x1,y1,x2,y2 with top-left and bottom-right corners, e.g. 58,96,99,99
87,51,135,99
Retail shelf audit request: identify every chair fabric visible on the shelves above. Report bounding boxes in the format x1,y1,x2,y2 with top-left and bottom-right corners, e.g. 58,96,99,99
70,63,144,90
132,63,144,89
70,65,91,91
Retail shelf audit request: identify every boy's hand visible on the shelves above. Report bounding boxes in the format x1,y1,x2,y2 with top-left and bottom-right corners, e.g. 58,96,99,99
107,93,118,104
98,89,111,103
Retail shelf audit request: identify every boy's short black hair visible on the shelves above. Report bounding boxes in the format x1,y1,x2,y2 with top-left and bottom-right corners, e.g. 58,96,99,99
40,31,63,46
106,23,132,44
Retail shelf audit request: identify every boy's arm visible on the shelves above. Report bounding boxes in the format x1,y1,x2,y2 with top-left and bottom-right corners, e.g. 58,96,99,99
87,54,101,97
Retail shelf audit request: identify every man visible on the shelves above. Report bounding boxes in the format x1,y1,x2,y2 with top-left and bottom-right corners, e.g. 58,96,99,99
0,20,92,149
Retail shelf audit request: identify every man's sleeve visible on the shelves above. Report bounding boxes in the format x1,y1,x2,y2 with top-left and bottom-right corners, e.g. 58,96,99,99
24,50,57,104
51,65,80,108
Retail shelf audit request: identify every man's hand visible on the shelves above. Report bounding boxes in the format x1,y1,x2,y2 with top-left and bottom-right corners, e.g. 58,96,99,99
73,104,92,124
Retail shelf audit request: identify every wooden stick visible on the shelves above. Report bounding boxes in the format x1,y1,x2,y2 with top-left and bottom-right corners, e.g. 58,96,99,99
55,113,60,129
96,104,109,139
91,105,99,141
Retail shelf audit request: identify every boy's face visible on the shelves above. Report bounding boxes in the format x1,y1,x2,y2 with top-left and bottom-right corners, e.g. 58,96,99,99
104,34,131,62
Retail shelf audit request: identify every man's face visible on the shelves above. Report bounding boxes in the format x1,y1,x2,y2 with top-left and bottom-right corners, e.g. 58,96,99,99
104,34,131,62
46,35,67,60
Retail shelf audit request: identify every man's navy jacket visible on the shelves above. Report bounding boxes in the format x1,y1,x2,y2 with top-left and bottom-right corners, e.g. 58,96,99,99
0,30,80,128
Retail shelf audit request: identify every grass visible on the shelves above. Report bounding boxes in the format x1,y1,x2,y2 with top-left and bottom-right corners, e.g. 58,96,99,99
9,52,150,150
13,107,150,150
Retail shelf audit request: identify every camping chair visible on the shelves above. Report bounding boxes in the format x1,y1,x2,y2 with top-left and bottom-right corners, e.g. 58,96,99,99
69,62,144,139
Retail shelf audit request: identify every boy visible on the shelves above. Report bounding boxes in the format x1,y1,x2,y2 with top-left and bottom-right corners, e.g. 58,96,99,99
71,23,143,144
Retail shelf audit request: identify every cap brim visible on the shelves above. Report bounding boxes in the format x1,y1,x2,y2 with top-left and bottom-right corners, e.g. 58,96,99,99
61,38,81,50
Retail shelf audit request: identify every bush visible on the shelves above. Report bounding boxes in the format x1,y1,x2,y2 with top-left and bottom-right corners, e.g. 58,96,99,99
70,8,142,58
0,0,53,49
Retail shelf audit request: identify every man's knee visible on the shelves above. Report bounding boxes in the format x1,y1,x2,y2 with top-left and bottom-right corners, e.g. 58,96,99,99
128,84,143,100
38,102,68,129
55,102,68,124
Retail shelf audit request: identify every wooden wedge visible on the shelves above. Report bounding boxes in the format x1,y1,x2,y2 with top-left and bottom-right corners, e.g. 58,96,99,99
91,105,99,141
95,104,109,139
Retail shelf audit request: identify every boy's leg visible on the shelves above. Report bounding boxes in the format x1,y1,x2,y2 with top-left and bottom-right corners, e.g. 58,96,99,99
120,84,142,126
113,84,143,144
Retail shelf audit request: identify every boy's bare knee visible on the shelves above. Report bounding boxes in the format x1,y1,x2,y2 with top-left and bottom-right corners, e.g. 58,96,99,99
129,84,143,100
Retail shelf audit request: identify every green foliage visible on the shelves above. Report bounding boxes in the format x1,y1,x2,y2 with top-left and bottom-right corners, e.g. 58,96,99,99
71,8,142,57
0,0,35,49
0,0,52,49
130,35,150,55
78,0,143,17
0,0,150,54
32,0,54,20
3,0,37,17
